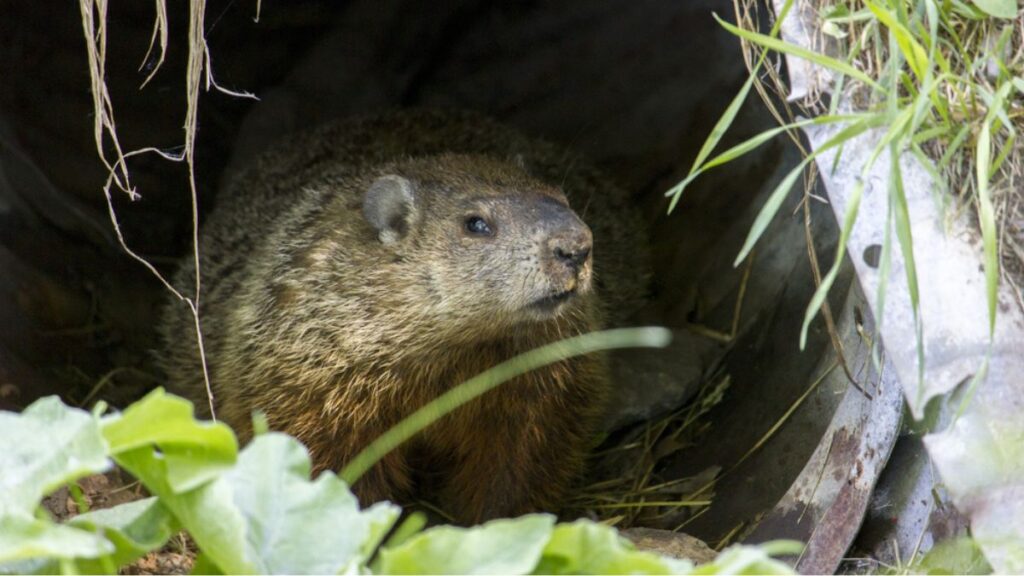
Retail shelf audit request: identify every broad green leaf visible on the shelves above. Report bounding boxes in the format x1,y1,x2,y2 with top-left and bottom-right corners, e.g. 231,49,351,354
375,514,556,575
115,446,255,574
68,498,177,574
117,432,397,575
0,515,111,566
917,537,993,574
102,388,237,492
358,502,407,568
0,397,109,516
533,520,692,575
973,0,1017,18
690,542,799,575
713,14,884,91
191,553,224,575
224,433,400,575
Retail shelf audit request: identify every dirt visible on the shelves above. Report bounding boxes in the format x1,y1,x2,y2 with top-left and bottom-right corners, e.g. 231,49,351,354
41,470,195,575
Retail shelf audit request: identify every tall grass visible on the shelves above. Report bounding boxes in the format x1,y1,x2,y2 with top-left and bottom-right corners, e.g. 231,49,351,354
670,0,1023,370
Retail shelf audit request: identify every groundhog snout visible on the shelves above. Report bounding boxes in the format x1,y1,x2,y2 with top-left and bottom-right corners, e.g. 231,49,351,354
548,230,592,274
543,214,593,296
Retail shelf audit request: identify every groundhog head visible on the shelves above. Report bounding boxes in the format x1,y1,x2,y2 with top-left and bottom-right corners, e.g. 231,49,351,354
363,154,594,328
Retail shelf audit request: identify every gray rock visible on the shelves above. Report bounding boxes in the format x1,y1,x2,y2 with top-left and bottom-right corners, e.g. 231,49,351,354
622,527,716,564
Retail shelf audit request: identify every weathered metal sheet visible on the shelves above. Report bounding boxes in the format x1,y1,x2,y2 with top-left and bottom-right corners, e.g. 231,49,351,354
742,281,903,574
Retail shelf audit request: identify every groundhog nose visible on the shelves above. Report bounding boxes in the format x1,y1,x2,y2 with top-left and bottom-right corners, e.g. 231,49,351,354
554,244,591,269
551,230,592,271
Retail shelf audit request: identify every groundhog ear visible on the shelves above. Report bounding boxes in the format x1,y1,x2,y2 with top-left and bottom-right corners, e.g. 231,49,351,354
363,175,418,244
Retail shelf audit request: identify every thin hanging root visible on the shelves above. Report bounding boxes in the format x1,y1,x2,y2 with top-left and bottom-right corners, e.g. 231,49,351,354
138,0,168,88
77,0,262,419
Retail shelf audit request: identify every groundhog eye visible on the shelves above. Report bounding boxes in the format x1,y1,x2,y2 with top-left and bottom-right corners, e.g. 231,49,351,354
464,216,493,236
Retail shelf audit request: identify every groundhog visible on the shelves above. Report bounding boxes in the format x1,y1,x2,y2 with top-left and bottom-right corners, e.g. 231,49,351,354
159,109,649,523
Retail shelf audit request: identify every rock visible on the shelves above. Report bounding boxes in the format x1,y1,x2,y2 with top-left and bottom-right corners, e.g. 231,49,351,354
602,329,717,432
622,527,716,564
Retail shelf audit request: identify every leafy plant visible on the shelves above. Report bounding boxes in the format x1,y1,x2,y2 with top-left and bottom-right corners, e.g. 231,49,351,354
0,391,799,575
1,326,799,575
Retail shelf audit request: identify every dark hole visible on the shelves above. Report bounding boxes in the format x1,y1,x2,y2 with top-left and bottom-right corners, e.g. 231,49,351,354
863,244,882,269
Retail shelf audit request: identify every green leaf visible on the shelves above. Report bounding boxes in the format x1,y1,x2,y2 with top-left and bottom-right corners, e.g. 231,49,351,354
865,0,930,80
224,433,400,575
800,175,864,350
102,388,237,492
114,445,257,575
670,114,867,214
67,498,177,574
690,543,798,575
0,515,111,566
799,104,910,349
916,537,993,574
667,73,756,213
533,520,692,575
665,0,796,212
0,397,110,516
972,0,1018,18
375,514,556,575
118,432,397,575
734,156,812,268
889,140,926,385
714,14,884,91
191,553,224,575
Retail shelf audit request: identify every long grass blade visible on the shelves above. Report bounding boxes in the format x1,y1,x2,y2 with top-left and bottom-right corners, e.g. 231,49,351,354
340,328,671,483
714,14,884,91
734,115,884,267
865,0,929,81
889,140,925,386
668,114,866,211
666,0,797,212
976,82,1012,337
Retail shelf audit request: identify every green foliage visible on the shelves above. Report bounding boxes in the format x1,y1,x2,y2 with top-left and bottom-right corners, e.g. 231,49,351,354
0,392,799,575
972,0,1017,19
102,388,237,492
915,537,993,574
375,515,555,575
535,520,694,574
67,498,177,574
670,0,1023,364
0,322,793,574
0,397,109,517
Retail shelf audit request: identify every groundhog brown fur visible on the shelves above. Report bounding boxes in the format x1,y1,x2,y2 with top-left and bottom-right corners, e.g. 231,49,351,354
159,109,649,524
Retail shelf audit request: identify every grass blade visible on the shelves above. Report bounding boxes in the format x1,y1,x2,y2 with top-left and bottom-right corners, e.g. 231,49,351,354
734,115,884,267
714,14,884,92
666,0,797,212
889,140,925,386
865,0,929,81
340,328,671,483
975,83,1012,337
